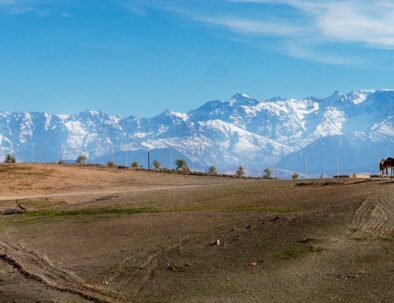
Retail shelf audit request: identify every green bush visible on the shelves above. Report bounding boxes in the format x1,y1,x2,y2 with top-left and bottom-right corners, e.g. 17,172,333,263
292,172,299,180
263,168,272,179
236,166,245,177
131,161,140,169
4,154,16,164
76,154,87,165
175,158,189,173
153,159,161,170
208,165,218,176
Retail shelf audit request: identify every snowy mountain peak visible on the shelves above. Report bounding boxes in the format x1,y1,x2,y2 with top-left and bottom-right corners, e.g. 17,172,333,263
229,93,258,106
0,89,393,175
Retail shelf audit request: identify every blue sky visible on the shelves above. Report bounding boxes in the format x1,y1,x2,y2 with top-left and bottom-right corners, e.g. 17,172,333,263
1,0,394,117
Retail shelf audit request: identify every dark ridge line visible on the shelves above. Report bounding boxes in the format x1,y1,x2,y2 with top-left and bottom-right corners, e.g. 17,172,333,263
0,252,112,303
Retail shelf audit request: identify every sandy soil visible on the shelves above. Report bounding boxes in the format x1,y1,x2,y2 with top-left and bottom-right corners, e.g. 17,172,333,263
0,164,394,302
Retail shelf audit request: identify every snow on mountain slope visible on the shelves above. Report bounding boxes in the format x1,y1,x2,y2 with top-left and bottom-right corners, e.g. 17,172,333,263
0,89,393,175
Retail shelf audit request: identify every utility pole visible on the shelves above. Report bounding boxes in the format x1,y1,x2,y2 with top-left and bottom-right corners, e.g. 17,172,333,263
272,163,275,179
112,145,115,164
147,151,151,170
191,151,194,172
170,148,173,170
305,156,308,179
31,143,34,163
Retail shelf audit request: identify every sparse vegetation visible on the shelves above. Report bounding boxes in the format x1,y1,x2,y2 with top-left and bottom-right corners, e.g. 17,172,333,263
0,163,390,302
76,154,87,165
176,158,189,173
131,161,140,169
208,165,218,176
236,166,245,177
292,172,300,180
263,168,272,179
4,154,16,164
153,159,161,170
57,160,65,165
107,161,115,167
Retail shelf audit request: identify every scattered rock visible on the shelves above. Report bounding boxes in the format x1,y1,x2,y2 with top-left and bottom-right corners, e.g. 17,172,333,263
246,225,253,230
337,274,359,280
249,261,257,267
298,237,316,244
1,208,25,215
270,216,288,223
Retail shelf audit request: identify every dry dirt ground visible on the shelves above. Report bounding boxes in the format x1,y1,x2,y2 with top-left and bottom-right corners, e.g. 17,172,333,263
0,164,394,302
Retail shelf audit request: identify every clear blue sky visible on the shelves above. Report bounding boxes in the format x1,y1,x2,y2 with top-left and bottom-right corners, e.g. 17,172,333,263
1,0,394,117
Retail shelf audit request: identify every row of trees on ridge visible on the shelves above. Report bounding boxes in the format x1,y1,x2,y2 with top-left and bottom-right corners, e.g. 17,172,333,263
1,152,302,179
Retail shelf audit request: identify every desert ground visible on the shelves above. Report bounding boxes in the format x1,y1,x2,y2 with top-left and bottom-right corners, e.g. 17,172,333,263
0,164,394,302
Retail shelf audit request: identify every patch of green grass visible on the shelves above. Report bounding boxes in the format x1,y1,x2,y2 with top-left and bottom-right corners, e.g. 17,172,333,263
0,218,6,230
227,205,295,213
25,207,162,218
271,244,324,261
5,203,295,224
378,236,393,242
272,247,300,260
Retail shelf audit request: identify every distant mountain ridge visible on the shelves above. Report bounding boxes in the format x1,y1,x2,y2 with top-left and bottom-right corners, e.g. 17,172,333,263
0,89,393,177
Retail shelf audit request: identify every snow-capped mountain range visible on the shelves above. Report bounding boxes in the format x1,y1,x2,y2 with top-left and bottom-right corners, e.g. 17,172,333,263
0,90,393,177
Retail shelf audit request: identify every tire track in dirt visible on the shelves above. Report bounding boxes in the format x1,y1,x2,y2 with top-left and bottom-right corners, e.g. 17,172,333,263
350,191,394,238
0,239,121,303
106,241,189,299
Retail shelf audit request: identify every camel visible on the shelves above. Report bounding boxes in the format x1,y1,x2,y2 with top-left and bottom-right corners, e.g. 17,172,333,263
380,158,394,178
386,158,394,178
380,159,387,178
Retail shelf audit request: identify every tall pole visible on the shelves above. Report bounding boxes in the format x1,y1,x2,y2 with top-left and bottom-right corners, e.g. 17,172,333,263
305,156,308,179
147,151,151,170
170,148,173,170
191,150,194,172
31,143,33,163
272,162,275,179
